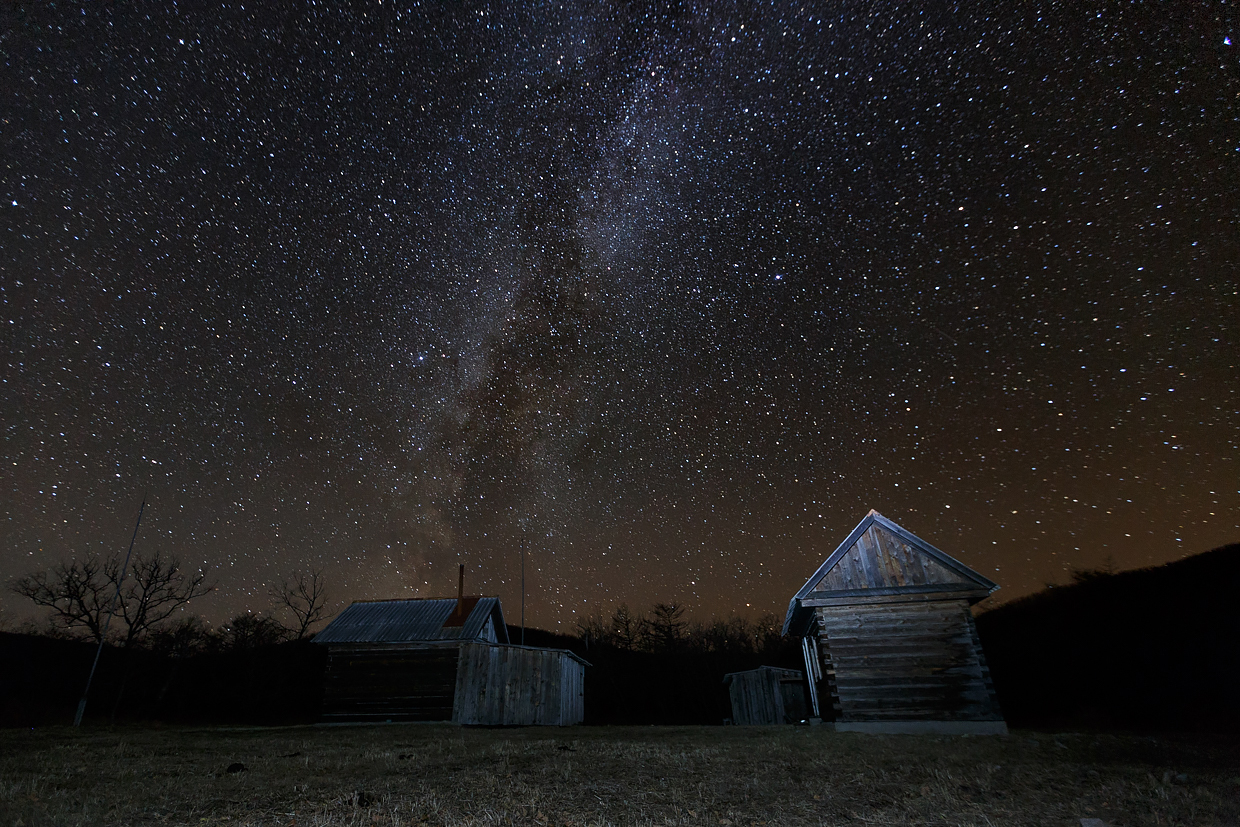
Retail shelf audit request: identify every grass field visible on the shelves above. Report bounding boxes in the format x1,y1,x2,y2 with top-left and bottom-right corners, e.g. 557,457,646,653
1,724,1237,826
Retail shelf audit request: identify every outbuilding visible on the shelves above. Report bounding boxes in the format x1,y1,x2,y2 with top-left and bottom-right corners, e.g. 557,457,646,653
783,510,1007,734
315,585,586,725
723,666,809,725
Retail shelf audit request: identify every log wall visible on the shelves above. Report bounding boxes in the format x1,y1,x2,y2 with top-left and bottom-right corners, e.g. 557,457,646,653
321,645,459,722
814,599,1002,722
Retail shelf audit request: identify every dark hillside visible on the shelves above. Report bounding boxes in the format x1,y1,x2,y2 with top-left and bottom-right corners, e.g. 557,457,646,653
977,543,1240,732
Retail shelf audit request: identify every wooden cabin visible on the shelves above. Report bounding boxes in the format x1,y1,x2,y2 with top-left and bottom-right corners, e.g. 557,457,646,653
724,666,809,725
783,510,1007,734
315,591,586,725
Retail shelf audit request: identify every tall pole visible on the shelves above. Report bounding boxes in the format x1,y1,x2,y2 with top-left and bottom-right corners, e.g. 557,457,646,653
75,496,145,727
520,534,525,646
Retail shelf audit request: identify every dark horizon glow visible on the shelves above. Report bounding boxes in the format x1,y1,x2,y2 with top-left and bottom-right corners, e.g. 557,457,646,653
3,1,1237,633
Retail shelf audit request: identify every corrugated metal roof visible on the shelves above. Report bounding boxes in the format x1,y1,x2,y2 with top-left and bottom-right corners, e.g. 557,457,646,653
314,597,507,644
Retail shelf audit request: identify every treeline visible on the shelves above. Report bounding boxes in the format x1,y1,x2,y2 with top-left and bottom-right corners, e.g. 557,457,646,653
574,602,788,657
3,546,811,726
537,603,804,725
0,631,324,727
0,598,802,727
2,551,332,726
8,545,1237,730
9,552,330,653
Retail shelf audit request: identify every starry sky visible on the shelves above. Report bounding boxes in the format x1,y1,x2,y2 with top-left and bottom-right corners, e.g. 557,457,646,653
3,1,1238,633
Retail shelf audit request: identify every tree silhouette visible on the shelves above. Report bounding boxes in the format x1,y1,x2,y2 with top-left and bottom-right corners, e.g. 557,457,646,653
648,602,686,650
611,603,643,650
114,554,213,649
216,613,288,650
270,570,330,639
11,559,112,642
11,552,212,647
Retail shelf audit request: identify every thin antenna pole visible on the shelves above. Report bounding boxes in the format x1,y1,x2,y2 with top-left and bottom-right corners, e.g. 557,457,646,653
520,534,525,646
74,496,145,727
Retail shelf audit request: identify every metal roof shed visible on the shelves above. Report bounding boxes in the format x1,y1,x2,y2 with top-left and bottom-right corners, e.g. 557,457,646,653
314,596,507,646
316,596,507,723
315,593,587,725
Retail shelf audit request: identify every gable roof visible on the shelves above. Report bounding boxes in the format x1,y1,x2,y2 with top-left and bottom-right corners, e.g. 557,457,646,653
314,596,508,645
782,510,998,635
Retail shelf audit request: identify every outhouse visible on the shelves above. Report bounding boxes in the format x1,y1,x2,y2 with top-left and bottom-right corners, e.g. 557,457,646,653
724,666,809,725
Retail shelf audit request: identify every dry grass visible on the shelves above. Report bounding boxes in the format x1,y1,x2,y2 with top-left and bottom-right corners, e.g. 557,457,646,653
1,724,1237,826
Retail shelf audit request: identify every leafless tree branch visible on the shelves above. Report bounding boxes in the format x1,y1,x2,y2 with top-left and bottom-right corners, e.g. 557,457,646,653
115,554,214,648
11,560,111,643
270,570,330,639
11,553,213,648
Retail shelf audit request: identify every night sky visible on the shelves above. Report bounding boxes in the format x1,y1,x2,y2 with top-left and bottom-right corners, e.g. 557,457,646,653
3,2,1237,633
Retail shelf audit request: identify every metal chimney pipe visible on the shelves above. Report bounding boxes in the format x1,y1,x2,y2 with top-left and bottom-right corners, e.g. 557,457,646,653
457,563,465,615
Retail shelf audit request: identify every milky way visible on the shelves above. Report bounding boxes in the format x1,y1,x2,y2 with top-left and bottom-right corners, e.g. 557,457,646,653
3,2,1237,631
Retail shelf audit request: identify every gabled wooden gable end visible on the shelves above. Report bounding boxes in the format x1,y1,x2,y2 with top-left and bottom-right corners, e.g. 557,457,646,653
785,510,997,631
784,510,1007,734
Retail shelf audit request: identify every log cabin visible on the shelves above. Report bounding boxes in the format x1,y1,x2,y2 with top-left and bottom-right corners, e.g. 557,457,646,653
783,510,1007,734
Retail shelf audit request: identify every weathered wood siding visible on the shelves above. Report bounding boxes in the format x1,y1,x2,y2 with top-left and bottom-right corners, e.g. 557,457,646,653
453,642,585,726
813,599,1002,722
726,667,807,725
812,524,976,592
321,645,458,722
558,650,585,724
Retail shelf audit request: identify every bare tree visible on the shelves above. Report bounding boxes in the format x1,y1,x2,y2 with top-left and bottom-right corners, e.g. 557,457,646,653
11,552,212,648
11,559,113,643
216,613,288,650
270,570,330,639
648,602,686,651
147,616,215,658
575,610,610,648
113,553,213,649
610,603,643,650
692,615,759,656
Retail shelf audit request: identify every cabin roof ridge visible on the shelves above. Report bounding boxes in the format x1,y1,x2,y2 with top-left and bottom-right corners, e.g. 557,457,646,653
782,510,998,635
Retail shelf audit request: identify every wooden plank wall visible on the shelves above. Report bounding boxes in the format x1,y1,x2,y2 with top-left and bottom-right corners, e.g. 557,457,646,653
727,667,804,725
559,652,585,724
815,599,1003,722
815,525,971,592
321,646,459,722
778,675,811,722
453,643,584,726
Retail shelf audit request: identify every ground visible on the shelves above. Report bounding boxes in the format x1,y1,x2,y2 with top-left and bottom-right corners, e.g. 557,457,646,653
1,724,1237,826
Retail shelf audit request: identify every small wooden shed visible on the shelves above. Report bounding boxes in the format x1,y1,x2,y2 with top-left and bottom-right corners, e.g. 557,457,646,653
454,641,587,726
783,510,1007,734
315,594,586,725
724,666,809,725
